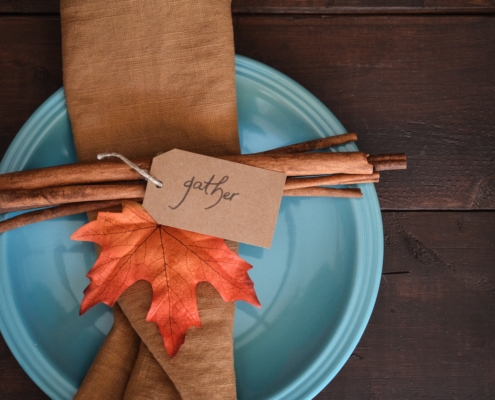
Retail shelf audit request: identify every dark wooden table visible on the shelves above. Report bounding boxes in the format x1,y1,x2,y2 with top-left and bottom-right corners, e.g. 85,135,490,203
1,1,494,398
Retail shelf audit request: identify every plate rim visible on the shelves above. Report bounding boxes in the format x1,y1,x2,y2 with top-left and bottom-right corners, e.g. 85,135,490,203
0,55,383,400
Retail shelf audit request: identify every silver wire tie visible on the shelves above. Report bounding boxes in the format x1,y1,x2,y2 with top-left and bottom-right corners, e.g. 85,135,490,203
97,153,163,188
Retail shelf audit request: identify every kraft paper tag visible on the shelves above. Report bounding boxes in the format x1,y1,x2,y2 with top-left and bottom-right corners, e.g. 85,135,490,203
142,149,286,248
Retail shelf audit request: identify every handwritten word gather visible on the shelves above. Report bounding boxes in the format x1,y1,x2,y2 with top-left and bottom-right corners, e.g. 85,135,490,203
169,175,240,210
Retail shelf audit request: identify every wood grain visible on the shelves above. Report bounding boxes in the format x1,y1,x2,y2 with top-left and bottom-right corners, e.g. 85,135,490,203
319,211,495,398
0,0,59,14
233,15,495,209
0,335,48,398
0,16,62,162
233,0,495,15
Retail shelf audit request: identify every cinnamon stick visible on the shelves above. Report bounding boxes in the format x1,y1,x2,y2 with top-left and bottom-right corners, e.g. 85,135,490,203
283,187,363,198
220,152,373,176
284,172,379,190
259,132,357,154
0,200,123,234
0,159,150,190
0,183,145,213
367,154,407,171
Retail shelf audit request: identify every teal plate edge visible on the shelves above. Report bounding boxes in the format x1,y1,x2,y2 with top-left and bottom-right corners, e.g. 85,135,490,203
0,55,384,400
234,56,383,399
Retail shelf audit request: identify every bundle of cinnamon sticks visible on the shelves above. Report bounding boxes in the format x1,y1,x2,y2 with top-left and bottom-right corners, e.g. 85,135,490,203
0,133,406,233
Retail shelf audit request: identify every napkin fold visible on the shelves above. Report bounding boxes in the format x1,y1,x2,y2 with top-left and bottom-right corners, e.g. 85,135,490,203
60,0,240,398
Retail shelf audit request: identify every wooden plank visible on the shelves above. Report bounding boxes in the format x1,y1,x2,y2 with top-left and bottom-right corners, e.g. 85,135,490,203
317,211,495,398
1,16,494,210
233,15,495,210
233,0,495,15
0,0,59,14
3,0,495,15
0,211,493,398
0,16,62,162
0,336,48,398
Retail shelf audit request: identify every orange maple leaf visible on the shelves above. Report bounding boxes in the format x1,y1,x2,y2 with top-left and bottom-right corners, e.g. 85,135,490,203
71,200,260,357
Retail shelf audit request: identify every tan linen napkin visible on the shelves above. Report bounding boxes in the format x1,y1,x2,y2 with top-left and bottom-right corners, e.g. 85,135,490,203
60,0,240,398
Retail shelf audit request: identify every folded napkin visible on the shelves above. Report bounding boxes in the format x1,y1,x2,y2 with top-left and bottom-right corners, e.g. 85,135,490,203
60,0,240,398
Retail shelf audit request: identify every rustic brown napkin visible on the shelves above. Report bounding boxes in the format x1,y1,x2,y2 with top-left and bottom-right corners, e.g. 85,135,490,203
60,0,240,398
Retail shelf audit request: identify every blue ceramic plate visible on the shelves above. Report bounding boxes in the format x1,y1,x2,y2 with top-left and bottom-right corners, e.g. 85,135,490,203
0,55,383,399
